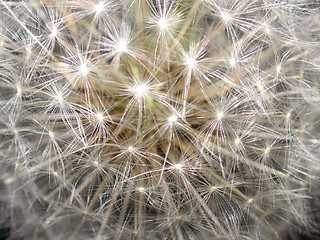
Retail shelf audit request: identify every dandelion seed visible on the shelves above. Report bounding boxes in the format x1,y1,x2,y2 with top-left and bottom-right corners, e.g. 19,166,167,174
234,138,241,146
276,65,282,73
96,112,104,122
93,161,99,167
247,198,254,204
257,82,264,92
264,25,271,35
13,128,19,136
229,57,236,67
16,85,22,96
264,147,271,155
216,111,224,120
210,186,217,192
79,62,89,77
221,11,231,23
185,56,197,69
127,146,135,152
55,93,64,103
3,177,14,185
116,39,128,54
137,187,145,193
26,46,32,56
173,163,183,171
158,17,168,30
94,2,104,15
132,83,148,97
48,131,55,139
50,26,58,38
167,114,178,124
286,112,291,119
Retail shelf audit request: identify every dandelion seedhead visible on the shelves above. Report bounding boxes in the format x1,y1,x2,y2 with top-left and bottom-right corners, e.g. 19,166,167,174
1,1,320,239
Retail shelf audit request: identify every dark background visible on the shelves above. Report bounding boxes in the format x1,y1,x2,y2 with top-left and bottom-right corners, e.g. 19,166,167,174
0,226,318,240
0,227,10,240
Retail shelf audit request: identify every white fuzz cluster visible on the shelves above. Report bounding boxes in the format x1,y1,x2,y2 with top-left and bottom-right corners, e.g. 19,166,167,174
1,1,320,239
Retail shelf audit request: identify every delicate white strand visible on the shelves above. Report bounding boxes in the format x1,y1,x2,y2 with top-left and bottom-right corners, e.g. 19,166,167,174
0,1,319,240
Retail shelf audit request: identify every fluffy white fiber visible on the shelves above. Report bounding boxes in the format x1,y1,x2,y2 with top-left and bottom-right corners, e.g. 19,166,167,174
0,0,320,239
